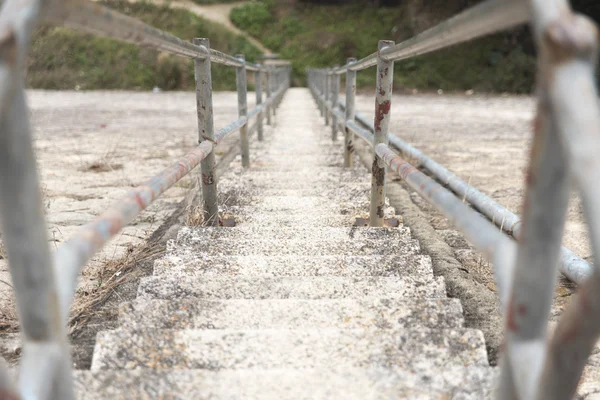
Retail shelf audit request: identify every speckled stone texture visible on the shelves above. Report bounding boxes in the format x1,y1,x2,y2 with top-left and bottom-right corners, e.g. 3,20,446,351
74,366,497,399
91,327,487,370
79,89,494,398
118,298,465,330
151,254,434,277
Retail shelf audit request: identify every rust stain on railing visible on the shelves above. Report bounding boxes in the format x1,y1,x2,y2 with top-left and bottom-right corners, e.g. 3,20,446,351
308,0,600,396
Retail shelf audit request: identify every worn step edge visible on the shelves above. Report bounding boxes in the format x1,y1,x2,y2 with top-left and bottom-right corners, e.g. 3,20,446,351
168,232,420,257
90,327,489,371
74,366,497,399
136,275,447,301
152,254,433,278
175,225,412,243
118,298,465,330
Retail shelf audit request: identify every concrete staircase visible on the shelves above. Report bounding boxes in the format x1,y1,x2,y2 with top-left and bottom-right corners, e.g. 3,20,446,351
75,88,495,399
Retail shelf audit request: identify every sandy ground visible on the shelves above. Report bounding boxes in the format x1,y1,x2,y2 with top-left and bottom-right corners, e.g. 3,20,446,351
0,90,254,317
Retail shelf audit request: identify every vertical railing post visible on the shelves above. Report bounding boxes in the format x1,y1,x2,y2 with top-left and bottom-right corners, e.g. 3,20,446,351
0,2,74,398
344,58,357,168
318,71,324,117
266,67,272,125
331,66,340,141
236,54,250,168
272,67,278,119
193,38,219,225
256,66,264,142
370,40,395,227
324,70,330,126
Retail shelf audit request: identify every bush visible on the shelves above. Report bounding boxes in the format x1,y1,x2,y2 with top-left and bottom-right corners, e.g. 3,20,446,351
230,2,275,38
190,0,240,3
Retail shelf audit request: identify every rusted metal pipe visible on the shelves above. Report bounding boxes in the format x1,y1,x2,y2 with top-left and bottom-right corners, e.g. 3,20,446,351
194,38,219,226
525,2,600,399
54,141,214,321
370,40,395,227
332,0,529,75
331,66,340,141
0,1,74,398
324,70,330,126
44,1,210,61
380,0,529,63
256,67,264,141
265,69,272,125
377,144,516,302
44,1,261,71
336,99,593,285
236,54,250,168
346,120,373,146
344,58,357,168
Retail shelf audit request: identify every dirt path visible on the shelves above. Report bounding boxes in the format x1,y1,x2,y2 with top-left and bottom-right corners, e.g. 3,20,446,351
101,0,271,55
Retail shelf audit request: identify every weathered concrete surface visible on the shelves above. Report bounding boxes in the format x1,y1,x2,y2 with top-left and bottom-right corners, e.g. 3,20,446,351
79,89,493,398
151,254,433,277
136,275,447,300
91,327,488,370
118,298,465,330
74,367,496,399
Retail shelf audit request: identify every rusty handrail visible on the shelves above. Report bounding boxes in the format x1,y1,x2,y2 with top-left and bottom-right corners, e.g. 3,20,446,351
0,0,291,398
308,0,600,397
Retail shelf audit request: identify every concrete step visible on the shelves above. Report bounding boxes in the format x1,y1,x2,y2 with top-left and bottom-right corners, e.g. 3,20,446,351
74,366,496,399
233,155,359,169
218,181,371,198
219,195,374,212
218,170,372,188
169,227,418,256
217,191,371,208
136,275,446,301
90,327,488,371
152,254,433,278
222,212,357,227
226,165,367,175
175,225,410,244
118,298,464,330
217,197,396,220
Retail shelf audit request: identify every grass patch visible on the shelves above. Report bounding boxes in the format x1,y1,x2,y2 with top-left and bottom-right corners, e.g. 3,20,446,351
190,0,240,3
27,0,262,91
69,242,164,335
185,204,206,226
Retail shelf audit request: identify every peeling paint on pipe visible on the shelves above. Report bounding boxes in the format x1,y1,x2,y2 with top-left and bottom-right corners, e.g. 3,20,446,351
54,141,214,320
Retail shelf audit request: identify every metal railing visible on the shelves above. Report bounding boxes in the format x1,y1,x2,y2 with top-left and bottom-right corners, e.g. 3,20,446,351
0,0,290,398
308,0,600,398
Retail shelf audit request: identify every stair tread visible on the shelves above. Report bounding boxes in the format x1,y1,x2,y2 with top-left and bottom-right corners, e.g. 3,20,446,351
119,298,464,330
169,227,419,256
175,225,409,242
153,254,433,277
74,366,496,399
90,327,488,371
137,275,446,300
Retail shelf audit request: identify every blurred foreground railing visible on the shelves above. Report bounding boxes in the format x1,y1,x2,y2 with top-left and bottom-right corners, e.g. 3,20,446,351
0,0,290,398
308,0,600,398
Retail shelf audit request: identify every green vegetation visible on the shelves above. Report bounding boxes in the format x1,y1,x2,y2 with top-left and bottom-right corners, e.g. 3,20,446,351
190,0,240,3
231,0,538,92
27,0,261,91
